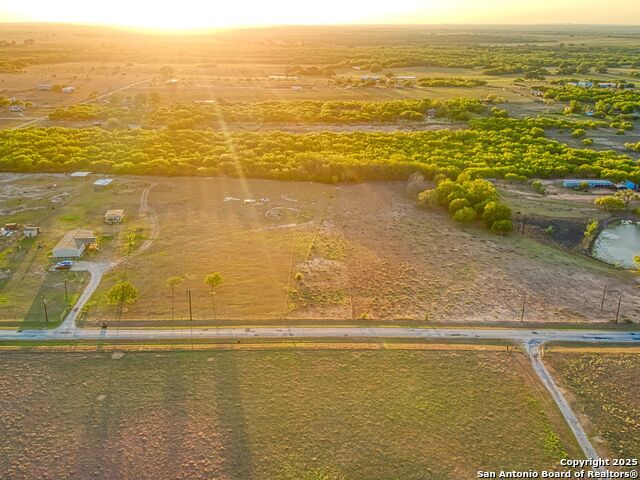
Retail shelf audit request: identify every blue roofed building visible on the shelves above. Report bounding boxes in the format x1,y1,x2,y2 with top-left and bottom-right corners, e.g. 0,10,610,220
562,179,614,189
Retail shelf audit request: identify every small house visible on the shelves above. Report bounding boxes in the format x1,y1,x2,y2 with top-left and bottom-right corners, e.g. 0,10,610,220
4,223,18,231
52,229,96,258
93,178,113,191
23,226,39,238
61,86,76,93
8,105,24,112
598,82,617,89
104,209,125,224
576,81,593,88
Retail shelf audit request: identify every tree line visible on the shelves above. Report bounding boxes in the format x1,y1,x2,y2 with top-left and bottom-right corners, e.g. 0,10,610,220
48,98,489,127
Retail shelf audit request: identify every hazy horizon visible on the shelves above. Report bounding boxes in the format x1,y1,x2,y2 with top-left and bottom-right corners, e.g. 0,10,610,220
0,0,639,31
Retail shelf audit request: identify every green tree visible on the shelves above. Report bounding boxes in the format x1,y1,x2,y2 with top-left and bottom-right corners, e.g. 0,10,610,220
491,220,514,236
107,281,139,305
594,195,626,211
204,272,224,320
482,201,512,227
615,190,639,207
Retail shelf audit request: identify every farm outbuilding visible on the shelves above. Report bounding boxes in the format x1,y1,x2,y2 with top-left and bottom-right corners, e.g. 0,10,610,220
52,229,96,258
104,209,125,224
93,178,113,190
70,171,91,179
562,179,614,189
23,226,39,238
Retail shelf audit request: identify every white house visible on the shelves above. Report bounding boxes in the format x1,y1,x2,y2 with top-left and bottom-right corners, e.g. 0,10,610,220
104,209,125,224
23,226,39,238
62,86,77,93
8,105,24,112
52,229,96,258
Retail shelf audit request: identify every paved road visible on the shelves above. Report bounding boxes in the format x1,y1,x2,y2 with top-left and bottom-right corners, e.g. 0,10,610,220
5,325,639,343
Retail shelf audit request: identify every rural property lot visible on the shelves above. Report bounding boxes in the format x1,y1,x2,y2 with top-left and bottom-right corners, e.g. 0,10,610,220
546,351,640,460
0,173,146,327
0,349,581,479
85,177,640,325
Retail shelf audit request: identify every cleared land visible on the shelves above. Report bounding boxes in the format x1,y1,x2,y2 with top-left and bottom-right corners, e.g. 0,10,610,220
546,351,640,460
81,177,640,325
0,348,582,479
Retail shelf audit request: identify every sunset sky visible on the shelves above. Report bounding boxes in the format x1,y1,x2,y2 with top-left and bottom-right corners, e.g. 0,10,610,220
0,0,638,30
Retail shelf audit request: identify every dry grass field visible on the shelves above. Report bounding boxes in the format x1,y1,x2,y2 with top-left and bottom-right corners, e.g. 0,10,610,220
0,348,582,479
84,177,640,325
546,351,640,460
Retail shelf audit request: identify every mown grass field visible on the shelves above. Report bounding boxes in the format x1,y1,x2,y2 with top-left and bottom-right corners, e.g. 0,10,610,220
0,348,582,479
546,351,640,459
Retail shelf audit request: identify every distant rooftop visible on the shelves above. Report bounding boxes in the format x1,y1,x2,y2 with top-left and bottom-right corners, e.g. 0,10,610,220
70,171,91,177
93,178,114,186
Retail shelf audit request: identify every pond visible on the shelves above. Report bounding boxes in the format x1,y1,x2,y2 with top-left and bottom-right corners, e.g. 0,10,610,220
592,220,640,269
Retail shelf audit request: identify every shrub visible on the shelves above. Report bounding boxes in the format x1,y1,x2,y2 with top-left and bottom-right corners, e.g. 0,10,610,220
531,180,546,195
584,219,599,237
482,201,512,227
448,198,471,214
571,128,586,138
594,195,626,211
491,220,514,236
453,207,477,223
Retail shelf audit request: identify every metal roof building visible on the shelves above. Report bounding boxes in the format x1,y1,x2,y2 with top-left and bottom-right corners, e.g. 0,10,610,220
562,179,614,189
93,178,114,190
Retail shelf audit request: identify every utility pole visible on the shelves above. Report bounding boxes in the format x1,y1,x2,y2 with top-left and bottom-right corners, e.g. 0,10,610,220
188,289,193,322
64,273,69,304
520,293,527,322
42,296,49,324
600,284,607,311
615,295,622,324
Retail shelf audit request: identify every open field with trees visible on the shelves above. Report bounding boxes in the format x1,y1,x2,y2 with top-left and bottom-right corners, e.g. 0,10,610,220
0,348,582,479
546,351,640,460
82,177,640,325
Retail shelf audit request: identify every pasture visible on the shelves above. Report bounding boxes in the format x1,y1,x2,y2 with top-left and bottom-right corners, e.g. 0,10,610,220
0,348,582,479
546,351,640,460
83,177,640,325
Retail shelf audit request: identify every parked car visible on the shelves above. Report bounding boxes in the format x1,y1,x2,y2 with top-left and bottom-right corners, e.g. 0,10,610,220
54,260,74,270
